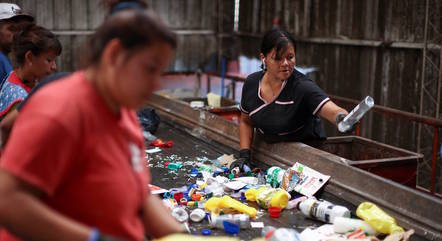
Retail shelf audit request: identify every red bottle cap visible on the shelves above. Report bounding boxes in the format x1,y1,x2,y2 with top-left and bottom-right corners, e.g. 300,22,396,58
173,192,184,203
268,206,282,218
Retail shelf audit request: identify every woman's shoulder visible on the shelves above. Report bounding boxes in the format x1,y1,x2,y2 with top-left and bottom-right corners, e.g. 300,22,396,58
246,71,264,82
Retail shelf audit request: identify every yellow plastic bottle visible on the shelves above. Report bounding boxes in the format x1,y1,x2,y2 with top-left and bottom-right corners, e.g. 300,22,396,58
356,202,404,234
245,187,290,209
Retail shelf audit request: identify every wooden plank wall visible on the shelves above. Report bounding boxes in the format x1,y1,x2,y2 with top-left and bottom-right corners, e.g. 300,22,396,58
237,0,441,192
8,0,441,191
7,0,223,72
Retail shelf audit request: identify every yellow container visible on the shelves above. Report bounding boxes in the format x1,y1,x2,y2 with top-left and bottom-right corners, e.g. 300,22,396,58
204,196,257,218
245,186,290,209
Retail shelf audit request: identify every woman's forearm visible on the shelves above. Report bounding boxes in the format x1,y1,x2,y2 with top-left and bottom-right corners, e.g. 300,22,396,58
142,194,183,238
0,170,91,241
318,101,348,127
239,113,253,149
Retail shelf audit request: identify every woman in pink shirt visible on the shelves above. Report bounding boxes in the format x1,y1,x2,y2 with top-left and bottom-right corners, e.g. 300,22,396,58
0,8,184,241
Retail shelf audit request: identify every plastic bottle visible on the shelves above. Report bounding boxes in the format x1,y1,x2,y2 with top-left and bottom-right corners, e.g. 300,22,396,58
338,96,374,133
298,198,350,223
245,186,290,209
210,214,250,229
286,196,308,210
333,217,376,235
263,227,301,241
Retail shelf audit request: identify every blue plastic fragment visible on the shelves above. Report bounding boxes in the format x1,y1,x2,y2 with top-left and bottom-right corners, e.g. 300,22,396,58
201,229,212,236
223,221,240,235
197,172,203,178
163,192,172,199
187,184,198,192
190,168,199,177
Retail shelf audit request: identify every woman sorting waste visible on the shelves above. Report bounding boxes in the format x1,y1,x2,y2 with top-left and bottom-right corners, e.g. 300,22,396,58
0,9,185,241
238,29,349,167
0,0,149,148
0,23,61,120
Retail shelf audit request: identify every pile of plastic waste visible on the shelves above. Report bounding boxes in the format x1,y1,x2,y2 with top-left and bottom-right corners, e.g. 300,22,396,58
155,153,413,241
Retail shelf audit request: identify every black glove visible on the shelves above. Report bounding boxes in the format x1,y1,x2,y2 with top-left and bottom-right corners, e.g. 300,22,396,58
239,149,251,161
230,149,253,174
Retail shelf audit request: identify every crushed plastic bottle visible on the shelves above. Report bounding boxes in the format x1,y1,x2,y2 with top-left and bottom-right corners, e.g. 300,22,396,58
298,198,350,223
338,96,374,132
245,186,290,209
263,226,301,241
210,213,250,229
333,217,376,235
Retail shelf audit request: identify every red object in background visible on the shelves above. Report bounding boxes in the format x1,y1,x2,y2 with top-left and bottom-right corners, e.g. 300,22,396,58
149,139,174,148
164,162,170,168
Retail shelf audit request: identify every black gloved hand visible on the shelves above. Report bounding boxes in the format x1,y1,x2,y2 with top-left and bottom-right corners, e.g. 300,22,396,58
230,149,253,174
239,149,251,161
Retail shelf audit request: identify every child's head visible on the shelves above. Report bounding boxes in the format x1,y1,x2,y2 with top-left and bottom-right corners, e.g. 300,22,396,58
84,9,176,109
12,23,61,82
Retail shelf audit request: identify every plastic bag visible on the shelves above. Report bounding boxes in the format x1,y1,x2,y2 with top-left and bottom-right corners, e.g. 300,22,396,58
356,202,404,234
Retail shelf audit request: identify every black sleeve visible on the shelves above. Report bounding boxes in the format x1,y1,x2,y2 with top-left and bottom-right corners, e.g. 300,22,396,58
240,72,262,114
301,80,330,115
17,72,71,111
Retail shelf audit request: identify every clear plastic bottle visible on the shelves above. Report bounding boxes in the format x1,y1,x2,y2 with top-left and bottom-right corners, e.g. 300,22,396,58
298,198,350,223
210,214,250,229
338,96,374,133
333,217,376,235
263,227,301,241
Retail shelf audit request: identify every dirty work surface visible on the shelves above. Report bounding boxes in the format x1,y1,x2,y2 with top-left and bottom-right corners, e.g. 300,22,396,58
147,120,352,239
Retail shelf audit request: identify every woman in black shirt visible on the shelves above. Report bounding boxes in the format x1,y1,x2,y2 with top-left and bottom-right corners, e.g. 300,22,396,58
239,29,349,163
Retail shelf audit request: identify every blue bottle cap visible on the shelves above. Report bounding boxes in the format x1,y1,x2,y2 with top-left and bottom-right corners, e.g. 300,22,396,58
223,221,240,235
201,229,212,236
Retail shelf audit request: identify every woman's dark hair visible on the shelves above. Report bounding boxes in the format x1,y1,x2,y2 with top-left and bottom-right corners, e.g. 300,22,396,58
82,9,176,67
12,23,62,66
100,0,148,15
260,29,296,60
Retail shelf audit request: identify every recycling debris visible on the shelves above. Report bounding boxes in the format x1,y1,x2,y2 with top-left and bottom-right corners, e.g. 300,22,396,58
150,138,174,148
148,147,412,240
